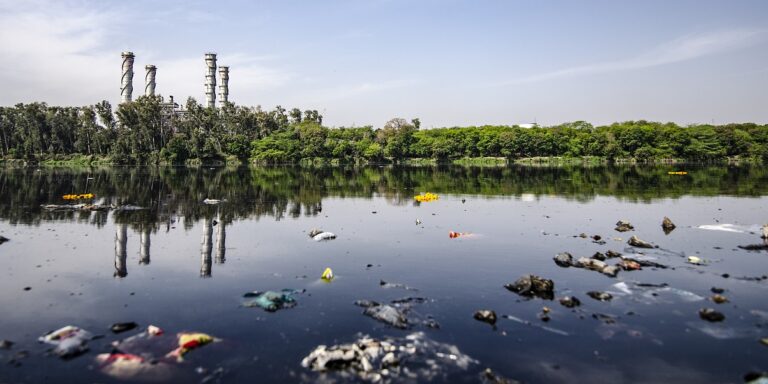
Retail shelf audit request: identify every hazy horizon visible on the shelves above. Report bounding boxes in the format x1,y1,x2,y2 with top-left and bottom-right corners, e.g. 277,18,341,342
1,0,767,128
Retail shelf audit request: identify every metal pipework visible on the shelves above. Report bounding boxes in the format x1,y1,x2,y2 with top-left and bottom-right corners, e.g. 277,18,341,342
120,51,135,103
218,66,229,106
204,53,217,108
145,65,156,97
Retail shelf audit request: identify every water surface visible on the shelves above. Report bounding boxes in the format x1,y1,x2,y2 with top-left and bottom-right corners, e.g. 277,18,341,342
0,165,766,383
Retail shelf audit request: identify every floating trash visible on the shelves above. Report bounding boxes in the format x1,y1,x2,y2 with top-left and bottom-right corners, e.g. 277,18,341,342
321,267,334,282
504,274,554,300
242,289,303,312
111,322,139,334
39,325,93,359
473,310,497,326
414,192,439,202
62,193,94,200
202,198,222,204
301,332,476,382
167,332,219,362
96,352,175,381
313,232,336,241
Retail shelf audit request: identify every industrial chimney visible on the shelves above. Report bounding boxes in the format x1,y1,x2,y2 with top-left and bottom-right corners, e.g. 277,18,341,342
120,51,135,103
218,66,229,106
145,65,156,97
204,53,217,108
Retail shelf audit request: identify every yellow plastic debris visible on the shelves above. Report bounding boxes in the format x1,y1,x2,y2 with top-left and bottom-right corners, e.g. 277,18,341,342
668,171,688,175
63,193,95,200
414,192,439,202
687,256,703,265
321,267,334,282
167,332,215,361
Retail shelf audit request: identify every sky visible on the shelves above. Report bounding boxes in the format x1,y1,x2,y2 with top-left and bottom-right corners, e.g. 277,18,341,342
1,0,767,128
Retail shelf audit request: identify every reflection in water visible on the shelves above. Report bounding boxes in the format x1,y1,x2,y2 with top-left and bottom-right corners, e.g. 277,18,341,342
114,223,127,278
215,218,226,265
200,218,213,278
139,228,151,265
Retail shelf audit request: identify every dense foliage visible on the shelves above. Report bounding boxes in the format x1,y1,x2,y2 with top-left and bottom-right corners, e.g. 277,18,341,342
1,97,766,164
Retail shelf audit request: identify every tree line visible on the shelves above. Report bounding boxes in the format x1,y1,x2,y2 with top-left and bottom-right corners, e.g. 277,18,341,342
1,96,766,164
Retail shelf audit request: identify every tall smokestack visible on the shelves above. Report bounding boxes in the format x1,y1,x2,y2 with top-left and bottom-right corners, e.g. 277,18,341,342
120,51,135,103
144,65,156,97
218,66,229,106
204,53,217,108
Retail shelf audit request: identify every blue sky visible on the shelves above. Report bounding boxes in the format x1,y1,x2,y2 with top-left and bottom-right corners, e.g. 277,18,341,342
1,0,767,127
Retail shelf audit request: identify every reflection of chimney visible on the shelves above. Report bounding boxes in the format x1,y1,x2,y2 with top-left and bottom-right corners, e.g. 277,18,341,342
204,53,217,108
218,66,229,106
139,228,151,265
215,219,226,264
114,224,128,278
200,218,213,277
120,52,135,103
145,65,156,97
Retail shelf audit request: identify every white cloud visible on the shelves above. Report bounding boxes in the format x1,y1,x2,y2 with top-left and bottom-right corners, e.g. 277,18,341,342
500,29,767,86
0,0,293,107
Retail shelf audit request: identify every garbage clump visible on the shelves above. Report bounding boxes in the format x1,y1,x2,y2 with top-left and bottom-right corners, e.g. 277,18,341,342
414,192,439,202
504,274,554,300
615,220,634,232
202,198,222,204
355,301,410,329
559,296,581,308
574,257,620,278
242,289,303,312
0,339,14,349
473,310,497,326
662,217,676,234
699,308,725,322
762,224,768,239
301,332,476,382
0,235,8,244
39,325,93,359
628,235,655,248
587,291,613,302
620,256,668,270
111,322,139,334
63,193,94,200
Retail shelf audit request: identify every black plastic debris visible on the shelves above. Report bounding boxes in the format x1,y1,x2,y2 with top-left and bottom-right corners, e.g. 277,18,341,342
628,235,655,248
504,275,554,300
111,322,138,334
559,296,581,308
0,339,14,349
0,235,9,244
699,308,725,322
587,291,613,302
473,310,497,325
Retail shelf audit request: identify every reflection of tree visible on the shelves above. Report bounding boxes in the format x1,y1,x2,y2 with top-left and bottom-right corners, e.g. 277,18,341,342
0,166,767,229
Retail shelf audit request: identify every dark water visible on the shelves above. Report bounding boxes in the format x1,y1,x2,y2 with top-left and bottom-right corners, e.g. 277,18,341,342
0,165,766,383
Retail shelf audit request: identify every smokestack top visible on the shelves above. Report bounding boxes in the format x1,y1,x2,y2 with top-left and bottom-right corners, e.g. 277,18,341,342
122,51,135,57
145,64,156,69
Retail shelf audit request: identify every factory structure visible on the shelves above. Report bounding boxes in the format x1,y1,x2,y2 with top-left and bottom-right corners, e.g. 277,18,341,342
119,51,230,110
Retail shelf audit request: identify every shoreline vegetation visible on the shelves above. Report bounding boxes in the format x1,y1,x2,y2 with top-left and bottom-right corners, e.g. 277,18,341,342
1,96,766,166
